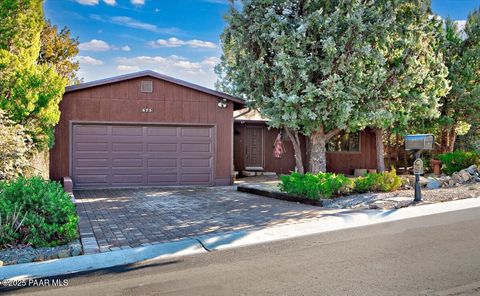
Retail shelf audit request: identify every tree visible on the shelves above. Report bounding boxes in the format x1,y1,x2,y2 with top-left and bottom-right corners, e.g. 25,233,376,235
0,0,66,148
39,20,80,84
217,0,448,173
0,110,32,180
361,1,449,171
435,11,480,153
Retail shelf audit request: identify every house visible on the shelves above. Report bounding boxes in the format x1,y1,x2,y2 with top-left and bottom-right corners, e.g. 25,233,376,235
234,110,378,175
49,70,244,188
50,70,377,189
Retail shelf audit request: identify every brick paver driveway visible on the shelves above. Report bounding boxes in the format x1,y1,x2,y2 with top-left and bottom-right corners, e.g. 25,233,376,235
75,186,326,253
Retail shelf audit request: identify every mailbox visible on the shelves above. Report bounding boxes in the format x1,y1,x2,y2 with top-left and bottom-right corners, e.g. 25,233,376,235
404,134,434,151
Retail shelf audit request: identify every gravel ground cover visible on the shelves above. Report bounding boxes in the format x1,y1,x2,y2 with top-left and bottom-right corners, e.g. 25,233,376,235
0,240,82,266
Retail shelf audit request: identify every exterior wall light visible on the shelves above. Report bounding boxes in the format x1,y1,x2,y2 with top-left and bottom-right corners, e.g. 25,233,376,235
217,98,228,108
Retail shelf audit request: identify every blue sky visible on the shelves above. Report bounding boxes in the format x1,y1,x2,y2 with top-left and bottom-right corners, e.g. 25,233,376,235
44,0,480,88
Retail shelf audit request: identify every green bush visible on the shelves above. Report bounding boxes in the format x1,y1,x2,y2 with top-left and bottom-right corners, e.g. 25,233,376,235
280,172,354,200
280,169,402,199
0,177,78,248
437,150,480,175
354,169,403,193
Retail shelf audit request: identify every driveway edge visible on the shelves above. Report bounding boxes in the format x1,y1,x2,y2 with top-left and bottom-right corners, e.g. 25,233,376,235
1,197,479,281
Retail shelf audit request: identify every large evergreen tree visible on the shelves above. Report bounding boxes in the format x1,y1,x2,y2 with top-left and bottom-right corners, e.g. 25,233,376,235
0,0,66,148
436,10,480,152
217,0,449,173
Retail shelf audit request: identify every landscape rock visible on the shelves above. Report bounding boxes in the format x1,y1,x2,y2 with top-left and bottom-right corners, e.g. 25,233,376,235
426,177,441,189
0,260,3,266
466,165,478,175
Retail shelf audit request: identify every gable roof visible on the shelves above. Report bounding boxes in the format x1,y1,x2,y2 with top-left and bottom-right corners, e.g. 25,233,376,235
65,70,245,109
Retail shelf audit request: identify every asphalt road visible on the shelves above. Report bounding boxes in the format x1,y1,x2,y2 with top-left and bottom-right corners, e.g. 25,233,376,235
4,207,480,296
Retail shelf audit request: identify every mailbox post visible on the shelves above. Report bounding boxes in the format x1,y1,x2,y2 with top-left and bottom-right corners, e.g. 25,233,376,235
404,134,434,202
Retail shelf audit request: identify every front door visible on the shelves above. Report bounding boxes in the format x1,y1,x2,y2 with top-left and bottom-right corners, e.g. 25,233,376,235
245,126,264,169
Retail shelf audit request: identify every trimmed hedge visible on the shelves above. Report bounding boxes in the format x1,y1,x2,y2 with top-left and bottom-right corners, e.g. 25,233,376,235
0,177,79,249
280,172,354,200
437,150,480,175
280,169,402,200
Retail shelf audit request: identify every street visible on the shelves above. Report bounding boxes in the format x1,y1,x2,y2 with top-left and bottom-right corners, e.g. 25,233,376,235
4,206,480,296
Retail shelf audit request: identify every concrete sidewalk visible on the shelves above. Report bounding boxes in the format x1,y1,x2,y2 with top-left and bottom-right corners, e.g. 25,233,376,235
2,197,480,281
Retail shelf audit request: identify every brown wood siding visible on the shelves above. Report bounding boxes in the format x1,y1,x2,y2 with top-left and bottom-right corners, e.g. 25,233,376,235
234,122,307,174
326,129,377,175
50,77,234,186
234,123,377,175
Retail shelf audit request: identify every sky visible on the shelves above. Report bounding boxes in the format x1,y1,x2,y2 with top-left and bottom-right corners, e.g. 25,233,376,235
44,0,480,89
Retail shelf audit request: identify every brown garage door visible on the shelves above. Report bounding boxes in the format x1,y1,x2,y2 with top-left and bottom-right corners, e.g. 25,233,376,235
72,124,214,188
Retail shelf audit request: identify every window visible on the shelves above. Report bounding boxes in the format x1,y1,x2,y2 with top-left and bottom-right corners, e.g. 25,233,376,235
327,132,360,152
140,80,153,93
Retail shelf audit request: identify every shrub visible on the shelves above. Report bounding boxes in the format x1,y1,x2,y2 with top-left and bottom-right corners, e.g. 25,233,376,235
437,150,480,175
280,172,354,200
0,177,78,248
0,109,33,181
354,169,403,193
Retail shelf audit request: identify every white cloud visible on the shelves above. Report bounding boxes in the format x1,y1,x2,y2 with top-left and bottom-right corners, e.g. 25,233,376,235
117,65,140,71
120,45,131,52
114,55,220,87
76,0,98,5
131,0,145,5
147,37,217,49
76,56,104,65
75,0,116,5
79,39,111,51
90,15,180,34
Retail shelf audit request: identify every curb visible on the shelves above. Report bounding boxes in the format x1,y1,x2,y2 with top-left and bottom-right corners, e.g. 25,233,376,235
1,197,480,281
0,238,205,281
199,197,480,251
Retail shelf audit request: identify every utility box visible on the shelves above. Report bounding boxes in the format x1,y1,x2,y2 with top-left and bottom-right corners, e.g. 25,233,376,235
404,134,434,151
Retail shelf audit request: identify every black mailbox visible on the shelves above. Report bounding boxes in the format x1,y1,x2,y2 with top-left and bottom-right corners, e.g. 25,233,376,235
404,134,434,151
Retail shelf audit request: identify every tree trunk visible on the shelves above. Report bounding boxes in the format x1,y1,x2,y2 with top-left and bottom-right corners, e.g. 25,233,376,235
448,127,457,152
440,126,457,153
285,128,304,174
308,127,341,173
375,128,386,172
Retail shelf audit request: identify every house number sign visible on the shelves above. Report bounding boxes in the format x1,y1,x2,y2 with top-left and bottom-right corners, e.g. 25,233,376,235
413,158,424,175
141,108,153,113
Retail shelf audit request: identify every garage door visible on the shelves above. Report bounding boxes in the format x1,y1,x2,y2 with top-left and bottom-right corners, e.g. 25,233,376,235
72,124,214,188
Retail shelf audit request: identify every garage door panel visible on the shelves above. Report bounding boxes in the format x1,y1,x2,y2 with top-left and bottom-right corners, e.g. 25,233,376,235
112,174,143,184
112,126,143,136
76,159,109,167
147,127,178,136
148,175,178,184
181,174,211,183
75,125,108,136
147,143,178,152
76,174,109,184
181,158,212,168
73,124,214,188
112,158,143,167
181,127,211,137
112,143,144,152
147,158,177,168
76,142,109,152
181,143,211,153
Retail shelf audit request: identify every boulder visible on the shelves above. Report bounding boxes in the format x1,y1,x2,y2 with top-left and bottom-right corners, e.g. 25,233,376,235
466,165,478,175
426,177,441,189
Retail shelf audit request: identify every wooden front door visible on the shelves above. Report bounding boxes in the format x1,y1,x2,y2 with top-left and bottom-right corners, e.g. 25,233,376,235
245,126,264,169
